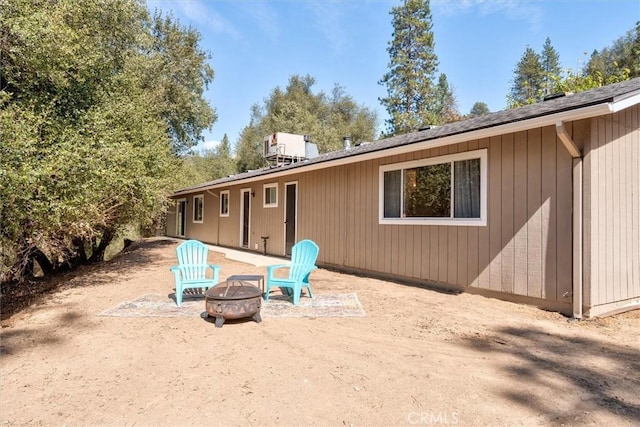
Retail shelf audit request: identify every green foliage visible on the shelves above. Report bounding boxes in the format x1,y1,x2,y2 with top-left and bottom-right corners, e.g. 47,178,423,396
235,74,378,172
468,102,490,117
508,46,545,108
174,133,237,189
584,21,640,80
541,37,562,96
0,0,215,282
432,74,460,124
508,24,638,107
379,0,457,135
404,163,451,217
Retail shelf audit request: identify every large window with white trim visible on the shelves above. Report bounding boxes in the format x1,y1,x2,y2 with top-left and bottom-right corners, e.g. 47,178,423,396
220,190,229,217
193,194,204,223
379,149,487,226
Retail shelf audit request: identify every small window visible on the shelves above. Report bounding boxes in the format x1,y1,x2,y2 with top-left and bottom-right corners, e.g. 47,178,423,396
193,195,204,223
263,183,278,208
379,149,487,226
220,191,229,217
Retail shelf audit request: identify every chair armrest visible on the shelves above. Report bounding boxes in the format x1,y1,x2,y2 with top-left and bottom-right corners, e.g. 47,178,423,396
267,264,290,280
208,264,221,284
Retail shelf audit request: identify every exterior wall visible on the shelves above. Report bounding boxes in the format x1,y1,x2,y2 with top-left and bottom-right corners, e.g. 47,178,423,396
296,129,573,310
582,105,640,315
165,101,640,316
165,192,220,243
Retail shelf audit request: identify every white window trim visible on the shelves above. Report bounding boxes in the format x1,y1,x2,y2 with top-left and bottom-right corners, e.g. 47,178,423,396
193,194,204,223
378,149,487,226
263,183,278,208
219,190,230,217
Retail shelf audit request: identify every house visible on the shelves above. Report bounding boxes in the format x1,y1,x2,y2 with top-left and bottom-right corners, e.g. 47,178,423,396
167,78,640,318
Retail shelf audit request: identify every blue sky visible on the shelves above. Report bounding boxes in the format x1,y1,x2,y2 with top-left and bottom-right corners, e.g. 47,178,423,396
148,0,639,151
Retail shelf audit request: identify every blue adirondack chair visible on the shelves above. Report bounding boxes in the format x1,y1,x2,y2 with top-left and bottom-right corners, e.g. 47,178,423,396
170,240,221,306
265,239,319,305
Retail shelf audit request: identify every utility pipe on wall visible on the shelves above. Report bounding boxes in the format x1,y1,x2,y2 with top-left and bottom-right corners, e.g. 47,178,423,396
556,122,583,319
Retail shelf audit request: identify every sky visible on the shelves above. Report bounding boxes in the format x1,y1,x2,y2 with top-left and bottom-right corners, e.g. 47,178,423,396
148,0,640,152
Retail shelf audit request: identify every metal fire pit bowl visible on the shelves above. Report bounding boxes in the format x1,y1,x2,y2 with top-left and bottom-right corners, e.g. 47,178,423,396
205,280,262,328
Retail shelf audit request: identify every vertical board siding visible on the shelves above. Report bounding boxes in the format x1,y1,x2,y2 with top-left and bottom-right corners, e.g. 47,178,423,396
555,124,573,302
584,105,640,307
298,133,572,303
501,134,515,294
489,135,503,291
513,130,529,296
477,138,492,289
541,125,557,300
172,121,594,307
526,128,543,298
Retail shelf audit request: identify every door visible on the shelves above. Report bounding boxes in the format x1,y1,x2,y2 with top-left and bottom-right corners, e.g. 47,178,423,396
176,199,186,237
285,182,297,256
241,189,251,248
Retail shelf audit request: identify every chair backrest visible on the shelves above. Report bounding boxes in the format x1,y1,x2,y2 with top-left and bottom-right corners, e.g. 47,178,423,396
289,239,319,280
175,240,210,280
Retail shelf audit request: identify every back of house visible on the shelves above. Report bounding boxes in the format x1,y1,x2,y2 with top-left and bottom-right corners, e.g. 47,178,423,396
167,79,640,318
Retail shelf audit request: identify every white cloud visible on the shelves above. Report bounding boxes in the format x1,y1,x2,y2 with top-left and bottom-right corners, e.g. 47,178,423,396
432,0,543,32
306,0,350,55
148,0,241,39
239,1,280,40
195,139,221,153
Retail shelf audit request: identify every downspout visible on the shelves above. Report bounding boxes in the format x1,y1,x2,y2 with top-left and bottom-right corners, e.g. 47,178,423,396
555,122,583,319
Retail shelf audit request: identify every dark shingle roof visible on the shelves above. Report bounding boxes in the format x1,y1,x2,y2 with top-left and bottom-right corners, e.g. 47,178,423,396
175,78,639,195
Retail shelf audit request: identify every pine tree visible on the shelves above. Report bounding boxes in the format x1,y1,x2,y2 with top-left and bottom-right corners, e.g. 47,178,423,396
379,0,440,135
432,73,459,124
508,46,544,107
540,37,562,96
585,22,640,80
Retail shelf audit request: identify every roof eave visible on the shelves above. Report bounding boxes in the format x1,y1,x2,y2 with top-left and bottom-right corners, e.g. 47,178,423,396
172,96,633,197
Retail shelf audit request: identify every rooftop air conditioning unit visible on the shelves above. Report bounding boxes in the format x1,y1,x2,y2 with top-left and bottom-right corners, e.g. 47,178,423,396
263,132,318,164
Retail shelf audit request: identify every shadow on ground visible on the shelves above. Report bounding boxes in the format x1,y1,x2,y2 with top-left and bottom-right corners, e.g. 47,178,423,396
0,304,92,359
1,239,177,321
458,326,640,423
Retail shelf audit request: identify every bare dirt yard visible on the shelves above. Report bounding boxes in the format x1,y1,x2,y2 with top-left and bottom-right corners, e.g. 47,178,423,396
1,238,639,426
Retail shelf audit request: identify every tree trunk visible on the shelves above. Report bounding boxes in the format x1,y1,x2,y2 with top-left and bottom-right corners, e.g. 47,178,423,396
88,228,115,263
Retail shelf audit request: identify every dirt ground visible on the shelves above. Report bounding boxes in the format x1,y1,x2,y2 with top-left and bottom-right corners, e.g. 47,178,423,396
1,238,639,426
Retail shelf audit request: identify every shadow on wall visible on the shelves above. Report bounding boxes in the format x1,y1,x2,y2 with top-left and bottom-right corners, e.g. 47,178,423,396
458,326,640,423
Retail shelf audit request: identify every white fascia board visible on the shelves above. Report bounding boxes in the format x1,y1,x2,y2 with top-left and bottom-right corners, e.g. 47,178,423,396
173,103,616,196
611,92,640,113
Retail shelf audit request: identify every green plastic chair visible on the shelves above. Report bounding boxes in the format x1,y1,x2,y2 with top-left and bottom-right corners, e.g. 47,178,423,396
170,240,221,306
265,239,319,305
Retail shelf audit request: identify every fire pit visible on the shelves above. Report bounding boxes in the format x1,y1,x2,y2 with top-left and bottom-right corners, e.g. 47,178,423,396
205,280,262,328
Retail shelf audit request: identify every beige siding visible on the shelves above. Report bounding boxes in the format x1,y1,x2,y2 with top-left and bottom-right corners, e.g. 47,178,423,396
294,129,573,306
167,110,640,313
583,105,640,309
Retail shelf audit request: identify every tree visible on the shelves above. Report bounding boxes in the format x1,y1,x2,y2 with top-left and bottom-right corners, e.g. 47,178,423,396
0,0,215,282
469,102,490,117
584,21,640,81
174,133,236,189
235,74,378,172
379,0,441,135
431,73,460,124
508,46,544,107
552,22,638,94
540,37,562,96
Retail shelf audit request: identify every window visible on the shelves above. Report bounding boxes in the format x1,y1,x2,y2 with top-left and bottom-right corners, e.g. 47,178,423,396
263,183,278,208
193,195,204,223
379,149,487,226
220,191,229,217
